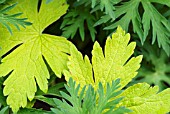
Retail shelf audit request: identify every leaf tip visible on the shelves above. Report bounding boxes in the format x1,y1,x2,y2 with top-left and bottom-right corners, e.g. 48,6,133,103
116,25,125,35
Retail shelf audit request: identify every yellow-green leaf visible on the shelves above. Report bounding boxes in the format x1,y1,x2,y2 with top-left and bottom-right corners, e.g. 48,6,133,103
64,26,142,90
118,83,170,114
0,0,69,112
64,26,170,113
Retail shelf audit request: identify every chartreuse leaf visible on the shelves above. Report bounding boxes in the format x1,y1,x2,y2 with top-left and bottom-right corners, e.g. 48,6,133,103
64,26,170,113
64,26,142,91
0,0,69,112
117,83,170,114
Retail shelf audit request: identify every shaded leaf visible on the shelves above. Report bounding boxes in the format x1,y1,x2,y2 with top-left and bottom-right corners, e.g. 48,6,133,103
61,8,96,41
95,0,170,55
17,108,50,114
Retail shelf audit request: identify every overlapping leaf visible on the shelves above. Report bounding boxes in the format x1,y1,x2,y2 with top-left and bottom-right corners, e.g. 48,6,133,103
91,0,121,19
64,26,170,113
76,0,121,19
0,3,32,34
46,78,131,114
61,8,96,41
118,83,170,114
0,0,69,112
95,0,170,55
134,43,170,90
64,26,142,91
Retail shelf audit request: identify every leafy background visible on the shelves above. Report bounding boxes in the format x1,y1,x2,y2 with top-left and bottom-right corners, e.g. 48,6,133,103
62,0,170,89
0,0,170,113
59,0,170,91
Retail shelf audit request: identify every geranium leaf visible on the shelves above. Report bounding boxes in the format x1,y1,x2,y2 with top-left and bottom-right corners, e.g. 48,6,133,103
0,0,69,112
63,26,170,113
118,83,170,114
64,26,142,91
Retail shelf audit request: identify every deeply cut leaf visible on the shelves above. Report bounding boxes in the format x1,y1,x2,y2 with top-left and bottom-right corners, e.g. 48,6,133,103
64,26,142,91
61,8,97,41
96,0,170,56
48,78,131,114
64,26,170,113
0,0,69,112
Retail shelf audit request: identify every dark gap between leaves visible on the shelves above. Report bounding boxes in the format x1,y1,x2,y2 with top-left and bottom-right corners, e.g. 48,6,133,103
2,43,22,59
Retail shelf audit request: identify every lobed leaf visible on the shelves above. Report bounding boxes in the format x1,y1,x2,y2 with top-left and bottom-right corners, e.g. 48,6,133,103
64,26,142,90
0,0,69,112
118,83,170,114
64,26,170,113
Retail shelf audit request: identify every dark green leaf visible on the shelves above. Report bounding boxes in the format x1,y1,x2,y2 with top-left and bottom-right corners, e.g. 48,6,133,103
17,108,50,114
61,9,96,41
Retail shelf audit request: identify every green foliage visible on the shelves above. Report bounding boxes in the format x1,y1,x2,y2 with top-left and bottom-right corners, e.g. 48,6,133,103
41,78,131,114
0,106,9,114
77,0,121,19
96,0,170,55
0,3,32,34
91,0,120,19
118,83,170,114
64,26,142,90
134,42,170,90
17,108,50,114
0,0,170,113
0,78,6,107
0,0,6,4
63,26,170,113
0,0,69,112
36,82,66,97
66,0,170,56
61,8,96,41
35,96,58,108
